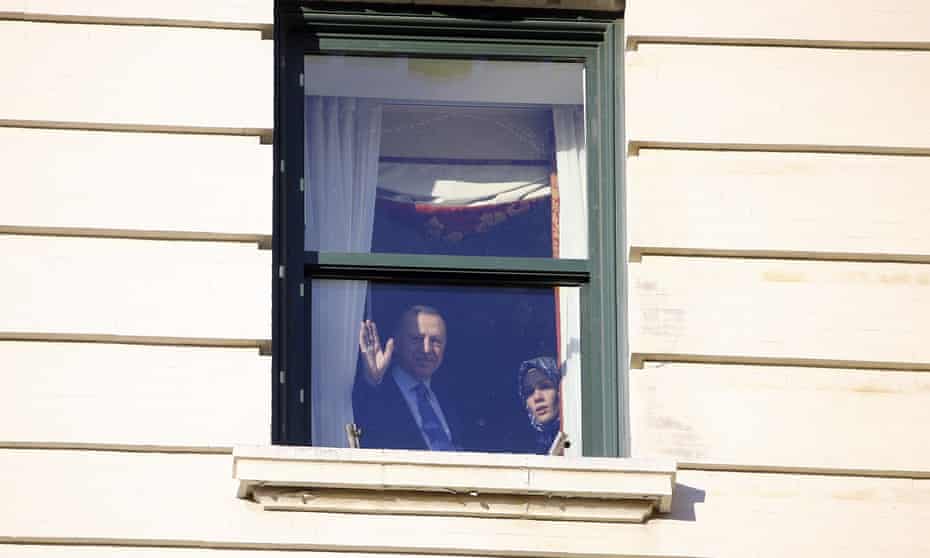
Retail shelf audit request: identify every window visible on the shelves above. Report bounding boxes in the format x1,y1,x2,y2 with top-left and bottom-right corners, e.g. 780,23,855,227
273,4,625,457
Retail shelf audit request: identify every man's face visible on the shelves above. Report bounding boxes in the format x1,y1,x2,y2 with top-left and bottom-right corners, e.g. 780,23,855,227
396,311,447,379
524,375,559,424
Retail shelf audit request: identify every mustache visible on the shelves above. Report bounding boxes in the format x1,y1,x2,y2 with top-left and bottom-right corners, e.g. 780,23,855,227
411,356,438,366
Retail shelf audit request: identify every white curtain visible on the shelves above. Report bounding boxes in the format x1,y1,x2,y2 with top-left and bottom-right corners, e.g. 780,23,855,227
552,105,586,455
305,96,382,447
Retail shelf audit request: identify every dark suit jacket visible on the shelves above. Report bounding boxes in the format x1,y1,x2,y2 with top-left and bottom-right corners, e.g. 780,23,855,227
352,367,463,451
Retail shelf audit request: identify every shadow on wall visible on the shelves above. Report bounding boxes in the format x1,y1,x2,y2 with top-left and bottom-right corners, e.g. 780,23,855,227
666,483,706,522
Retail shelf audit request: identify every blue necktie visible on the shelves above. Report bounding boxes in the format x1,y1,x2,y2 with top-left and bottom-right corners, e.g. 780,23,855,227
414,383,455,451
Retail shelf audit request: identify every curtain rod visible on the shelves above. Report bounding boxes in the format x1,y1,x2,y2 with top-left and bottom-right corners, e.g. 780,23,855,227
380,156,551,166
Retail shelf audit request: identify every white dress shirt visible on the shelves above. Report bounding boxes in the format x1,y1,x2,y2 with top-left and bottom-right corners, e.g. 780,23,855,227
391,365,453,449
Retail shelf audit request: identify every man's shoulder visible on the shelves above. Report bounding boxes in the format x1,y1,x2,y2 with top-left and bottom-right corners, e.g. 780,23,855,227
354,367,403,399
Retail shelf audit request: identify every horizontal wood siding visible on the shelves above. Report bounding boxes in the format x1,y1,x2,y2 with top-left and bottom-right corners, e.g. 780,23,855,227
0,548,483,558
626,0,930,47
0,342,269,449
1,449,928,558
628,149,930,261
0,128,271,238
630,256,930,367
0,236,270,340
0,451,678,557
630,362,930,475
0,2,287,555
1,0,272,26
623,4,930,540
0,21,271,130
626,44,930,152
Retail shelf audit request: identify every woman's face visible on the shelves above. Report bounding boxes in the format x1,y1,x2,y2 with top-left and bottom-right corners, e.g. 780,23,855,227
525,377,559,424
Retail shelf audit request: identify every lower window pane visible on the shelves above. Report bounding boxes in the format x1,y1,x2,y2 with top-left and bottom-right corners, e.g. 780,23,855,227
309,279,581,455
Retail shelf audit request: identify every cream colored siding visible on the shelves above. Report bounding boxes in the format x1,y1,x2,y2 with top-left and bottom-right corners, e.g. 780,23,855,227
0,549,483,558
0,343,269,449
0,449,675,557
629,149,930,260
631,362,930,475
624,0,930,555
627,44,930,152
1,236,269,339
630,256,930,367
0,0,272,26
0,1,276,556
0,22,271,131
626,0,930,47
0,128,271,239
3,448,929,558
0,4,274,551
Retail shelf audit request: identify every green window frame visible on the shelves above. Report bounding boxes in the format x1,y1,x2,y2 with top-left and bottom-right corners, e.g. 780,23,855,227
272,1,627,457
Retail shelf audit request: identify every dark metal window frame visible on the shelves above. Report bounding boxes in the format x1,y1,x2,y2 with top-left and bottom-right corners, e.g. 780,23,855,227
273,1,626,457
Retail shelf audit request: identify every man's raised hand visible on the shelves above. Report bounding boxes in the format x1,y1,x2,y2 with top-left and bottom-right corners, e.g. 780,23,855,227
358,319,394,384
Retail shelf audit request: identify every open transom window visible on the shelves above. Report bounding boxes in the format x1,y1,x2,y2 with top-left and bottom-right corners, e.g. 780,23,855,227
274,5,624,457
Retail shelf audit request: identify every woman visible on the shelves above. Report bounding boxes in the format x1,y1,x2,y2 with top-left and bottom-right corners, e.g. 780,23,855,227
517,356,562,455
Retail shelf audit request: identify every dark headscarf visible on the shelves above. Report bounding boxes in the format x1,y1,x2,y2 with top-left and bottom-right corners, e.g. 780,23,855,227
517,356,562,454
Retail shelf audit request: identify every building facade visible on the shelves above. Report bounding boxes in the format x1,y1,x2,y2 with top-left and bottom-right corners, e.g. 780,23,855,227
2,1,929,556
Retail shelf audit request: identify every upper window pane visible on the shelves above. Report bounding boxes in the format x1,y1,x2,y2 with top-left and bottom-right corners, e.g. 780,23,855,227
304,55,588,258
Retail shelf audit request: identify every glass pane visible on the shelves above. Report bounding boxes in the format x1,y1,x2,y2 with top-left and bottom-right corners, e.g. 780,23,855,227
309,279,582,455
303,55,588,259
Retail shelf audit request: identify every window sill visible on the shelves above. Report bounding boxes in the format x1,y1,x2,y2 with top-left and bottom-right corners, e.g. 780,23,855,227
233,446,676,523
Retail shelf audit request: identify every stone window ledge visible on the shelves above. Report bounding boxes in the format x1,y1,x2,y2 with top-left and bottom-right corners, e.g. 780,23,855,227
234,446,676,523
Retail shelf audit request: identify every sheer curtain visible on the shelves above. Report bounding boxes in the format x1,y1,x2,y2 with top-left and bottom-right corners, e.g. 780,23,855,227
552,105,586,455
305,96,383,447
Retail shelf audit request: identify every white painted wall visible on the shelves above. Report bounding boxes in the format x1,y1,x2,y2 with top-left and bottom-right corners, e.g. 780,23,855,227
624,2,930,556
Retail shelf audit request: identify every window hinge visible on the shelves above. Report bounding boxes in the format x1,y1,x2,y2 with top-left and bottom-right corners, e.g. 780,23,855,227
299,389,305,404
299,178,305,192
279,370,286,384
299,283,305,297
278,265,285,279
299,73,304,87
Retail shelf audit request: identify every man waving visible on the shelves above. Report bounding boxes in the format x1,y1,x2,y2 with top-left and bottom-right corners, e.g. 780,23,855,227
352,305,462,451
